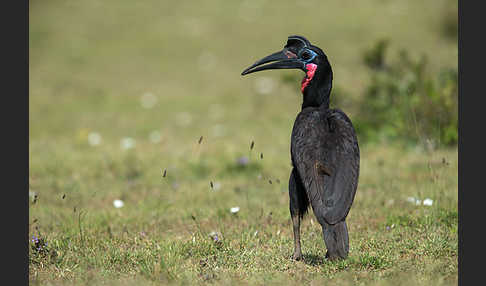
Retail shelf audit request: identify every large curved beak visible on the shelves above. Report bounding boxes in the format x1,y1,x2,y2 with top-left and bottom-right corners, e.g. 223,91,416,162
241,50,305,76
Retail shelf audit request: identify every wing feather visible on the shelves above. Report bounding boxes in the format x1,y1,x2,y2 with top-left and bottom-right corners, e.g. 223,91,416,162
291,108,360,225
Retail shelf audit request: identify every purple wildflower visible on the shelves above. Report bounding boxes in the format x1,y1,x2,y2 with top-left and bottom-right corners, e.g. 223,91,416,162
236,156,249,166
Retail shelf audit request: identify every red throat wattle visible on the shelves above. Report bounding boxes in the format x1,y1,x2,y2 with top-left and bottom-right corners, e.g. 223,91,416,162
301,63,317,93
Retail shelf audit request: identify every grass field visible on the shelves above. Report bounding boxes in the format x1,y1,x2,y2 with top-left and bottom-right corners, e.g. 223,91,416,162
29,0,457,284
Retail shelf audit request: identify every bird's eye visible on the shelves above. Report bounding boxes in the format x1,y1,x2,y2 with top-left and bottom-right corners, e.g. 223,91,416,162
301,51,311,60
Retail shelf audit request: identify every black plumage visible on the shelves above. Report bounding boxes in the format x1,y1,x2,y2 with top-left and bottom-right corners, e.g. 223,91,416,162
242,35,360,260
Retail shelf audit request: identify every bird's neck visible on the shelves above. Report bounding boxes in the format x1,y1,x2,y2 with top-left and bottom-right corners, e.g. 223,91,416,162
301,66,332,110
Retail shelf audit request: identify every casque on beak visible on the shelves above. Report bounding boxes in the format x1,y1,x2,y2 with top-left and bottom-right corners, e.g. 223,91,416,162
241,49,305,76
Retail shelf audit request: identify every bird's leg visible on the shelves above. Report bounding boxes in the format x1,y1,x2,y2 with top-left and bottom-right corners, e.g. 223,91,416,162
291,214,303,260
289,168,308,261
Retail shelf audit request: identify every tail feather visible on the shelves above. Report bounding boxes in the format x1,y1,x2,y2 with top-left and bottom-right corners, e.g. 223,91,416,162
322,220,349,260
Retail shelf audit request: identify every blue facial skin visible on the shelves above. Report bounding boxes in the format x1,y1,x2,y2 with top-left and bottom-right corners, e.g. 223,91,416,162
299,49,318,63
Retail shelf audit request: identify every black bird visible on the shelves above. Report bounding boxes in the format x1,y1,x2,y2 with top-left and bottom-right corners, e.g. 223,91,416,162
241,35,359,260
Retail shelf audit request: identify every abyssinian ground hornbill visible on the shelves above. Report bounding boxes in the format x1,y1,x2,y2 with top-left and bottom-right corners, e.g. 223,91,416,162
241,35,360,260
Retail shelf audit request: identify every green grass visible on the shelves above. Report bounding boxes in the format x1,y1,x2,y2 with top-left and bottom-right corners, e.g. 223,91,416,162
30,0,457,285
29,143,458,285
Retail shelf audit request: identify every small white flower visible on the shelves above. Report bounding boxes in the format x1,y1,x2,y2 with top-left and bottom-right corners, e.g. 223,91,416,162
423,198,433,206
149,131,161,143
253,230,258,237
88,132,102,146
120,137,136,150
230,206,240,214
29,190,37,201
212,182,221,191
276,229,281,236
406,196,421,205
425,139,436,152
113,199,124,208
140,92,158,109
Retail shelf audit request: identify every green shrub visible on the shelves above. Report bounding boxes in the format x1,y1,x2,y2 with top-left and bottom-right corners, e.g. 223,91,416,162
363,39,389,71
278,40,458,147
355,41,458,146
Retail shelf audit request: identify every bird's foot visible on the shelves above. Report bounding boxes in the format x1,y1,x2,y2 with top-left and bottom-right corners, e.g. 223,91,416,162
292,251,303,261
325,251,346,261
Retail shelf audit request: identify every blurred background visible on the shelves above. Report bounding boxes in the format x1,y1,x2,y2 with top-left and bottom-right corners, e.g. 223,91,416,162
30,0,457,148
29,0,458,284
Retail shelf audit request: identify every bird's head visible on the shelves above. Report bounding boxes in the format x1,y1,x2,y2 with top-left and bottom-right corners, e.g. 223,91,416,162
241,35,332,96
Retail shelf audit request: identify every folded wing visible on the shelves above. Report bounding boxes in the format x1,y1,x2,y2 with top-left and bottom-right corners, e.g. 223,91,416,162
291,108,360,225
